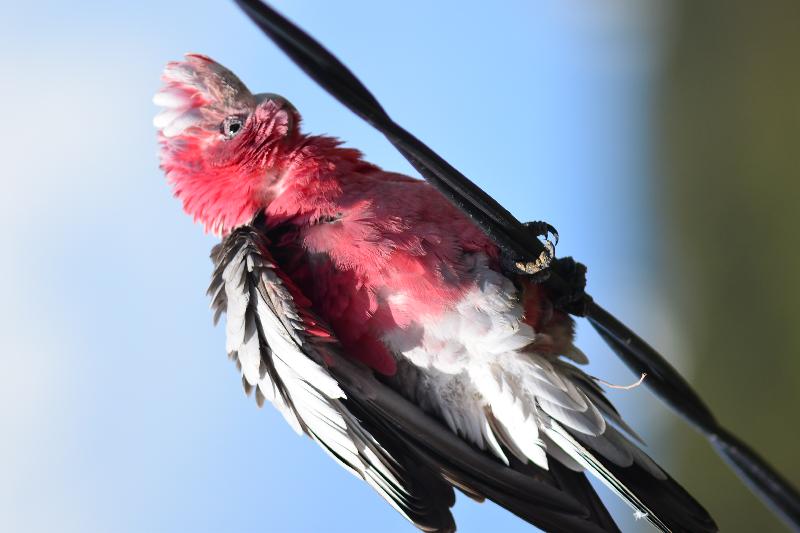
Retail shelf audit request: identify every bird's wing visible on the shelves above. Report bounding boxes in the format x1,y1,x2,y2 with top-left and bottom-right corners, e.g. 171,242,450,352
209,225,456,531
208,224,614,533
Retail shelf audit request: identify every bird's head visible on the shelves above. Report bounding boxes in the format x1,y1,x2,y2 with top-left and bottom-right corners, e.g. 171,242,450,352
154,54,299,236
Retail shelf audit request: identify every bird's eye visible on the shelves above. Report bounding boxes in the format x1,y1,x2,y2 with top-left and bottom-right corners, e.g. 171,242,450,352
221,115,245,139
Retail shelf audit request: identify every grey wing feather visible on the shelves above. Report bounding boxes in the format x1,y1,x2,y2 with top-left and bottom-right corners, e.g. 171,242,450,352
209,227,456,532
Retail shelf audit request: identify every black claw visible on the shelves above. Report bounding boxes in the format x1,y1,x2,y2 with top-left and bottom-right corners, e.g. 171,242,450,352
524,220,560,246
504,220,559,278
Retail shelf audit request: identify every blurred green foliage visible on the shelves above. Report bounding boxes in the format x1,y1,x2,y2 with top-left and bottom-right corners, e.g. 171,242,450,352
660,2,800,531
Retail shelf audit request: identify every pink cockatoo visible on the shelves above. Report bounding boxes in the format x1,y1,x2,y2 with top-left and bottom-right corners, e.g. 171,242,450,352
154,54,716,533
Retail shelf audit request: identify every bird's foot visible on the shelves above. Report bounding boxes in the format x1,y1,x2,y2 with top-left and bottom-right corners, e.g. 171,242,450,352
508,221,559,280
548,256,591,315
503,220,591,315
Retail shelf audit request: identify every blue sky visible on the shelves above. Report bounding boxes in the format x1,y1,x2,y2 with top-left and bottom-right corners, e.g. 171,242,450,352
0,1,683,532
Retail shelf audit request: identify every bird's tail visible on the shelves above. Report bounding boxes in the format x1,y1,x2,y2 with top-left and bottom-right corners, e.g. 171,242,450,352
543,418,717,532
470,353,717,532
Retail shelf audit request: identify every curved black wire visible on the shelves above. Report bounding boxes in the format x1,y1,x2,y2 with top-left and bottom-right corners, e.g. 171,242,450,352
233,0,800,529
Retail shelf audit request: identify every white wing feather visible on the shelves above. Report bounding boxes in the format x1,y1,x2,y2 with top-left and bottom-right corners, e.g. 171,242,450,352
208,228,456,530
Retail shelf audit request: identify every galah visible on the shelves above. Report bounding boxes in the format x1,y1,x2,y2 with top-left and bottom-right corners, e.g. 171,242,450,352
154,54,716,533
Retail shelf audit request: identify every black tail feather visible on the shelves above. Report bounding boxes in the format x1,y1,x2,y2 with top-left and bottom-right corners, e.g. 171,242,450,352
346,392,618,532
601,456,717,533
545,459,621,533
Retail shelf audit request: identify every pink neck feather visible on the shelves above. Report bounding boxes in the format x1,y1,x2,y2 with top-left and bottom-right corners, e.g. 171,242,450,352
264,135,377,227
